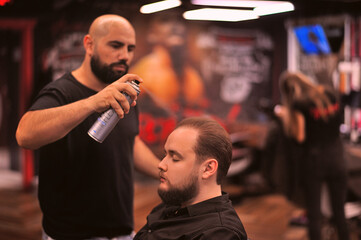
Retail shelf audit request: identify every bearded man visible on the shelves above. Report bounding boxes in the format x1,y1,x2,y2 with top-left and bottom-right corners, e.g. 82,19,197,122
16,14,160,240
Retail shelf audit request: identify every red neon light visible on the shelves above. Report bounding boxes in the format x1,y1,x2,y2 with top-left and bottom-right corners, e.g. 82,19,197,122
0,0,11,6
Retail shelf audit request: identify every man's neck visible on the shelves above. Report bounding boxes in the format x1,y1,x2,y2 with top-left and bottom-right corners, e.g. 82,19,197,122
72,63,107,92
182,184,222,208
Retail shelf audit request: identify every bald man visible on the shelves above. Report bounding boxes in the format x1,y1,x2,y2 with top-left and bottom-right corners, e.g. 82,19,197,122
16,14,160,240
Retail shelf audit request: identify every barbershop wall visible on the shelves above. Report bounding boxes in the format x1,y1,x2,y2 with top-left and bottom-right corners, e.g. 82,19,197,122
131,14,279,151
11,3,287,155
0,0,287,168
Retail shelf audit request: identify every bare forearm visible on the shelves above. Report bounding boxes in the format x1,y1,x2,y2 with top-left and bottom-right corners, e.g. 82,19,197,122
16,74,145,150
16,98,94,149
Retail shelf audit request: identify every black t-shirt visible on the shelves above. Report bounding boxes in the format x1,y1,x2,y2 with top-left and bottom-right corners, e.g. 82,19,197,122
293,89,342,147
134,193,248,240
29,73,139,239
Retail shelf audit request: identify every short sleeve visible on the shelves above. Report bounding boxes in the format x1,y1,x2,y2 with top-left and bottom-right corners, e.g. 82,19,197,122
29,88,67,111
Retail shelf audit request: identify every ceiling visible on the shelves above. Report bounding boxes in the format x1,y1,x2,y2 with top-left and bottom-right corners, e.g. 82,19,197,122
290,0,361,16
0,0,360,21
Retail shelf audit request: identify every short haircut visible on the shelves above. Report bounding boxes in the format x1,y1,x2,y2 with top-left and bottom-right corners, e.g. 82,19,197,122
176,117,232,184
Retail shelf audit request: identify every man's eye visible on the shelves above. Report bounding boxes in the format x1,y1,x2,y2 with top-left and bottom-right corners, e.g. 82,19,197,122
111,44,121,49
172,158,180,162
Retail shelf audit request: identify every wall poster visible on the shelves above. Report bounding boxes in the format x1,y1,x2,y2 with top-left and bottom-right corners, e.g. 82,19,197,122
41,16,274,153
130,17,274,151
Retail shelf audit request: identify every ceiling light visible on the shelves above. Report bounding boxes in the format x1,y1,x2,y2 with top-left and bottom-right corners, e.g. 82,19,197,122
140,0,182,14
183,8,259,22
254,2,294,16
191,0,294,10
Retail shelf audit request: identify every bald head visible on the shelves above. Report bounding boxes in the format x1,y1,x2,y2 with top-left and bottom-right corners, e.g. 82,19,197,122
89,14,135,41
77,14,136,87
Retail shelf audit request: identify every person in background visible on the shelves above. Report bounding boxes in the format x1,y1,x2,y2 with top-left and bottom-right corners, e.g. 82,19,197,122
134,117,248,240
274,71,350,240
16,14,159,240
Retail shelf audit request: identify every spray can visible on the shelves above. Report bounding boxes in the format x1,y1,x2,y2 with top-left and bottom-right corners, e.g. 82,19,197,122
88,80,140,143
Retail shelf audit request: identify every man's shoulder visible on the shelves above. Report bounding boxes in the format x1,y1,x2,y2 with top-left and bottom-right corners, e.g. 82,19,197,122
46,73,76,87
42,72,93,97
203,196,248,239
38,73,75,94
214,207,247,239
200,226,248,240
190,196,247,239
31,72,92,108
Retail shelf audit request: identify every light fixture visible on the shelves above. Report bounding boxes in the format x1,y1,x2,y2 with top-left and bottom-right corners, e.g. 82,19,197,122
183,8,259,22
254,2,294,16
187,0,295,21
140,0,182,14
190,0,295,16
191,0,291,8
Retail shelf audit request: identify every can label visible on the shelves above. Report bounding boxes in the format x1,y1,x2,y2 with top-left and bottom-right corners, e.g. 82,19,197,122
88,81,140,143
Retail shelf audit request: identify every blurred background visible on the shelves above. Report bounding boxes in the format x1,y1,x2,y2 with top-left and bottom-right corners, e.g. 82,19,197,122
1,0,361,239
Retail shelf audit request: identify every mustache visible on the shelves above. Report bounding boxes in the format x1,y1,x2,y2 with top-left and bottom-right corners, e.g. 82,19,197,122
159,171,166,179
110,60,128,69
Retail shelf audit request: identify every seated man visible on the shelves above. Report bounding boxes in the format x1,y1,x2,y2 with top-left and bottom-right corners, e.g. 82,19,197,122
134,117,248,240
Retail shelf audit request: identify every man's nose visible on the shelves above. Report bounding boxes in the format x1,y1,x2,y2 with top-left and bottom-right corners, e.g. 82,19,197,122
118,46,129,60
158,158,167,171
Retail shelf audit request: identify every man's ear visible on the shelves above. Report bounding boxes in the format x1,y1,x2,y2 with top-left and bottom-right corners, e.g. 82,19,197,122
84,34,94,56
201,159,218,180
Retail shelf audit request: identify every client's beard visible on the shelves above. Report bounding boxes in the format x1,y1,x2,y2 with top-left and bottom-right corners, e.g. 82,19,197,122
90,55,129,84
158,173,199,206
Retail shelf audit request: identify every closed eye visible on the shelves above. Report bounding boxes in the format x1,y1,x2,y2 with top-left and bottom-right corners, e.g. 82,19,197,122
109,41,123,49
128,45,136,52
164,149,183,162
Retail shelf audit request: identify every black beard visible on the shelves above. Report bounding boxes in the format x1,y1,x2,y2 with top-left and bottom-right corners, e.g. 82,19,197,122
158,173,199,206
90,55,129,84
